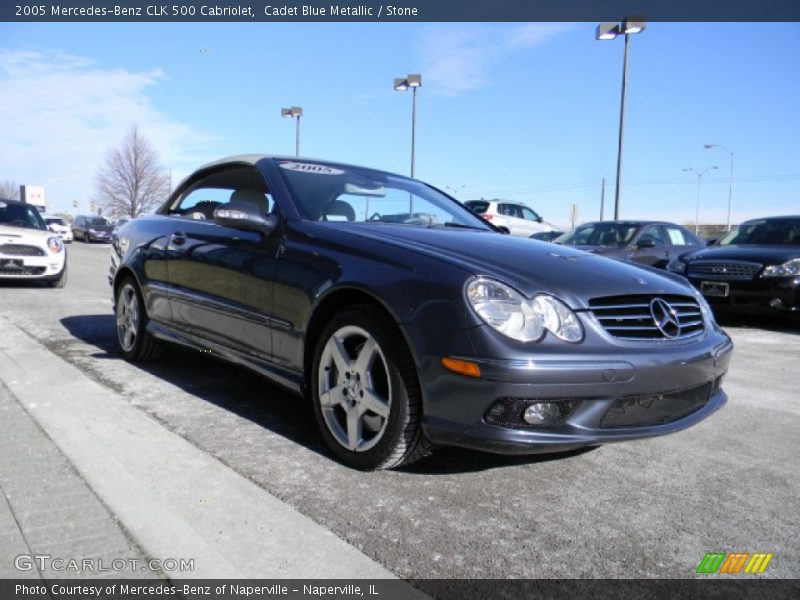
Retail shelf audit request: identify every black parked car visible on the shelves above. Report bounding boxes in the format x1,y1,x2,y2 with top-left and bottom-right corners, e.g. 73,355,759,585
73,215,113,243
110,155,732,470
668,215,800,320
555,221,705,269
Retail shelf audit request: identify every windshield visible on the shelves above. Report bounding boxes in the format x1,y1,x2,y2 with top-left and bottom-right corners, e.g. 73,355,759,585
0,202,47,230
276,161,492,230
557,222,638,247
87,217,111,227
45,217,65,226
717,219,800,246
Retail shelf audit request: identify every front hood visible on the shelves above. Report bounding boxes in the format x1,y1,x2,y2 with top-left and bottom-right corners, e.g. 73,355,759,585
0,224,51,244
324,223,693,309
687,244,800,264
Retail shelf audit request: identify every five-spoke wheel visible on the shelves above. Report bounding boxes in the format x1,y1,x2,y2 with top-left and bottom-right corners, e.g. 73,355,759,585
114,277,162,361
311,305,431,470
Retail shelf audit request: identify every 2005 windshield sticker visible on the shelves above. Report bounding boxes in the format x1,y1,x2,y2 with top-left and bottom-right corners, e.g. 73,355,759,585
279,162,344,175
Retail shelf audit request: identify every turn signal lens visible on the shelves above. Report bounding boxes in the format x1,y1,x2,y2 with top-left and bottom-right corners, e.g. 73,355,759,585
441,357,481,378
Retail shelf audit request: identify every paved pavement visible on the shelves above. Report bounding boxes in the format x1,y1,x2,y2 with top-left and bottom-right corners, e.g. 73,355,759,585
0,381,158,580
0,241,798,581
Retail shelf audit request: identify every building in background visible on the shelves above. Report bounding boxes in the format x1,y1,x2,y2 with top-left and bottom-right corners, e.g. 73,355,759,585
20,185,47,213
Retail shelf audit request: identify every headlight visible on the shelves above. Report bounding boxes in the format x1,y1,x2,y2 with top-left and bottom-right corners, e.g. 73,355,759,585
466,278,583,343
762,258,800,278
47,236,64,253
691,288,716,326
667,257,687,274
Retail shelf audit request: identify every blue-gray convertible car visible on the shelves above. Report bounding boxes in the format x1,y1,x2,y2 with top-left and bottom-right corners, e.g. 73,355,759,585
110,155,733,470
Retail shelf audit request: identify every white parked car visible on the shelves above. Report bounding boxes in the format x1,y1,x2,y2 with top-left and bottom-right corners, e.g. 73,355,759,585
43,214,73,243
0,200,67,287
464,199,558,237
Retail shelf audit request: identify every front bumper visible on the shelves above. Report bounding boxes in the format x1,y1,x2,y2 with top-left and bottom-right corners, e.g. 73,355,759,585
404,324,733,454
687,276,800,314
0,254,66,279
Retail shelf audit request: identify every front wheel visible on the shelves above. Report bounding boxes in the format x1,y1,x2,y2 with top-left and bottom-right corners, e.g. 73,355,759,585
48,263,67,288
310,305,431,470
115,277,163,360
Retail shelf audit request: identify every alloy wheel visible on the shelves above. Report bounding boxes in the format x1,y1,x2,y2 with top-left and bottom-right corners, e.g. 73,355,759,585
317,325,392,452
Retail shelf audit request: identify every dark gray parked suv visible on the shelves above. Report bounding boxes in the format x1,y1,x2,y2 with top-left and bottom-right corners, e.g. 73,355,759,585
556,221,705,269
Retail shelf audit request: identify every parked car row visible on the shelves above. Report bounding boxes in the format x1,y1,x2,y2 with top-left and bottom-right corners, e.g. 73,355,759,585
543,216,799,323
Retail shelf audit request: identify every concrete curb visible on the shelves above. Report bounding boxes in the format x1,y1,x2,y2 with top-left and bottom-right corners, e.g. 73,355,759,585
0,315,400,580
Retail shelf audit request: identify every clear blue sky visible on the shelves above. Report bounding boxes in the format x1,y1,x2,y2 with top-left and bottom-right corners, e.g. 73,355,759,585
1,22,798,227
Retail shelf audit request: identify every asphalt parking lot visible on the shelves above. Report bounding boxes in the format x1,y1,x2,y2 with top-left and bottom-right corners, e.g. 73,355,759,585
1,242,798,580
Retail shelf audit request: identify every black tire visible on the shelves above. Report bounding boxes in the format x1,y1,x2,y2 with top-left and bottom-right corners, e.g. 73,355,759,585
114,277,163,361
48,263,67,288
310,304,432,470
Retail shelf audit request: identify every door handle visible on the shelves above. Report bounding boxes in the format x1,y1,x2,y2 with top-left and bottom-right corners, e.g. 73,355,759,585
170,231,187,246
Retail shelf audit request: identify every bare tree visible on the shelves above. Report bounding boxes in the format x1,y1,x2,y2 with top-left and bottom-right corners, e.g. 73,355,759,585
0,180,20,200
95,125,170,218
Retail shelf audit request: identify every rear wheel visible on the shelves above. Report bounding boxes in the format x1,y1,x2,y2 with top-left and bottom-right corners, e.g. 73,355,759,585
310,305,432,470
115,277,163,360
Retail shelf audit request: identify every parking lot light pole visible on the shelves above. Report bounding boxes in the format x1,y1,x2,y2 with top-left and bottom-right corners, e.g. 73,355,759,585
683,166,718,235
705,144,735,232
596,18,646,220
281,106,303,157
394,74,422,178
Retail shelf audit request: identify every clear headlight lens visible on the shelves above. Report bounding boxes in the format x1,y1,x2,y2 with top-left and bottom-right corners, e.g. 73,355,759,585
762,258,800,278
667,257,687,274
47,236,64,253
466,278,583,343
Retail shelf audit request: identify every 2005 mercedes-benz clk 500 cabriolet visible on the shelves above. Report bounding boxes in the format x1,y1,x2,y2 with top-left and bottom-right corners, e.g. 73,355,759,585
109,155,733,470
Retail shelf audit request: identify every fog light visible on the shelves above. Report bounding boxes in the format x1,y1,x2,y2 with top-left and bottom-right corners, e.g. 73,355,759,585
769,298,785,309
523,402,560,425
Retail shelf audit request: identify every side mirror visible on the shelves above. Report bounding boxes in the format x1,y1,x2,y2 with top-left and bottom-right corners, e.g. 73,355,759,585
536,216,543,223
636,238,657,249
214,202,277,237
706,238,717,246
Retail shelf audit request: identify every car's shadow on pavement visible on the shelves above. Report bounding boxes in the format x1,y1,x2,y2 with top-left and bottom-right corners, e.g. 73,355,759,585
61,314,600,474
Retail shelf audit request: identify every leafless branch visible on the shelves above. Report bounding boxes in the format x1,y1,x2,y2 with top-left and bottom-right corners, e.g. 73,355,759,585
95,125,170,218
0,180,20,201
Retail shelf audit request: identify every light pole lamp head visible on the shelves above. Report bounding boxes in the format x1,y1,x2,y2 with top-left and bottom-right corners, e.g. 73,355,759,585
281,106,303,118
623,18,647,34
596,22,619,40
394,74,422,91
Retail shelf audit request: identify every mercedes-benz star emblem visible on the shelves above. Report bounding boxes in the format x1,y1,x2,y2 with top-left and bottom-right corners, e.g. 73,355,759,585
649,298,681,338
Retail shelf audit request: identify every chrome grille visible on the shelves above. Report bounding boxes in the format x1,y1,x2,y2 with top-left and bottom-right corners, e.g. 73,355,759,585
687,261,761,280
0,244,45,256
589,294,705,340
